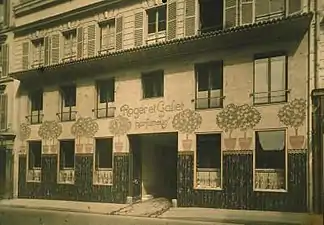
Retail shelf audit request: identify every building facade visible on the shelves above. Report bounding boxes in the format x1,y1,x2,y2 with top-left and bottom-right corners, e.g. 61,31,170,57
7,0,322,214
0,0,17,200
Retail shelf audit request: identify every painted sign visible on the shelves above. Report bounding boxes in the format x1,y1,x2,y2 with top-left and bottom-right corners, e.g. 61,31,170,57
119,100,184,129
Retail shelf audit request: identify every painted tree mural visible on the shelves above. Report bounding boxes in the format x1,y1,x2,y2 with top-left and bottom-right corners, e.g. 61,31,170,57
109,115,131,152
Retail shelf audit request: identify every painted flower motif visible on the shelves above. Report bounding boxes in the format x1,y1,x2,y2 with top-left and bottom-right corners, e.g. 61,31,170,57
71,117,99,138
38,120,62,140
277,98,306,129
19,123,31,141
216,103,240,132
108,115,132,136
237,104,261,131
71,117,85,137
172,109,202,134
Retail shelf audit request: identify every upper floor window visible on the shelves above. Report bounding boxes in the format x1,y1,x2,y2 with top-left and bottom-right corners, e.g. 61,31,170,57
141,70,164,99
29,89,43,124
254,130,287,191
147,5,167,35
253,55,287,105
195,61,223,109
31,38,45,68
196,133,222,189
59,85,76,122
0,44,9,78
99,19,115,53
0,92,7,131
62,29,77,61
0,0,4,24
199,0,223,33
255,0,286,21
96,79,115,118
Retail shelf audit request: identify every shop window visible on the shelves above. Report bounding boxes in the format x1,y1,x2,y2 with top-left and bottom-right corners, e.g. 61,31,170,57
28,89,43,124
59,85,77,121
58,140,75,184
195,61,223,109
93,138,113,185
141,70,164,98
27,141,42,182
253,55,287,104
95,79,115,118
254,130,286,191
196,133,222,189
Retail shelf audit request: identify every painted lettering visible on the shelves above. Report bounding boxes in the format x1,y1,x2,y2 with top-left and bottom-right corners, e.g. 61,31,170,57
135,117,171,129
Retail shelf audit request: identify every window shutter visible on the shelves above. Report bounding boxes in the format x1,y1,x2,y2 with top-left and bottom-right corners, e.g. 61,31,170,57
87,24,96,57
115,17,123,50
77,27,84,59
288,0,301,14
167,1,177,40
3,0,10,27
22,42,30,70
44,37,51,66
134,12,144,47
0,94,8,130
241,0,253,25
1,44,9,77
225,0,238,28
184,0,196,37
51,34,60,64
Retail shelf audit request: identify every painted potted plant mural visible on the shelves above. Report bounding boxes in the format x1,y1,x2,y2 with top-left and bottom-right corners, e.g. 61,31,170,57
172,109,202,150
83,117,99,153
38,120,63,154
71,117,86,153
278,98,307,149
237,104,261,149
19,123,31,154
216,103,240,150
108,115,132,152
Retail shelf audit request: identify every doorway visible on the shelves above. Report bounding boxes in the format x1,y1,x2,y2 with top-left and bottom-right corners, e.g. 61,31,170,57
128,133,178,202
0,148,13,199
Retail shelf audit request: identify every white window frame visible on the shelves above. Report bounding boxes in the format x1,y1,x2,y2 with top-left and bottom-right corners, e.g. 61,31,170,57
99,19,116,54
96,79,115,118
57,139,75,184
62,29,77,62
194,132,223,190
146,4,167,43
31,38,45,68
28,89,43,125
253,129,288,192
93,137,114,186
26,140,42,183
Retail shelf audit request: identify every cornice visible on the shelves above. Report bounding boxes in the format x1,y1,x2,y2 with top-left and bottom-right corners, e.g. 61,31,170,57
13,0,122,35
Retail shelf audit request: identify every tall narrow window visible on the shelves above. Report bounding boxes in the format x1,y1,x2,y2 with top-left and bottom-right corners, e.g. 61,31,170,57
141,70,164,98
254,130,286,191
99,19,115,53
58,140,75,184
96,79,115,118
29,89,43,124
93,138,113,185
31,38,45,68
199,0,223,33
196,133,222,189
27,141,42,182
195,61,223,109
62,29,77,61
0,93,7,131
59,85,76,121
253,55,287,104
147,5,167,41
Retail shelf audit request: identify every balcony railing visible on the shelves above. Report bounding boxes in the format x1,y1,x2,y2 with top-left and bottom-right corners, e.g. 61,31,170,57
56,111,77,122
26,111,43,124
251,89,290,105
93,107,116,119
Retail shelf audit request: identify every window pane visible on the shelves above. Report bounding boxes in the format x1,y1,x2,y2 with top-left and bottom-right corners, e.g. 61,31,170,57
99,79,115,103
270,56,286,102
148,23,156,34
60,141,75,168
158,20,166,31
96,139,113,169
62,86,76,107
254,58,269,103
142,71,164,98
210,62,223,90
197,67,209,91
31,90,43,111
28,141,41,169
158,5,166,21
147,10,156,24
196,134,221,168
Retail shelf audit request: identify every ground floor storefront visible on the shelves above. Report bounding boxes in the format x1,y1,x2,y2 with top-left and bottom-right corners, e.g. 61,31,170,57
17,132,308,213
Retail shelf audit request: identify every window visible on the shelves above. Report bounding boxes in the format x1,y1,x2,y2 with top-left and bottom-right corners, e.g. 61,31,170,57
95,138,113,169
199,0,223,33
96,79,115,118
255,0,286,21
28,141,42,170
0,44,9,78
29,89,43,124
59,140,75,169
99,19,115,52
141,70,164,98
0,93,7,130
0,0,4,24
254,130,286,191
31,38,45,67
147,5,167,34
62,30,77,61
253,55,287,104
59,85,76,121
195,61,223,109
196,133,222,189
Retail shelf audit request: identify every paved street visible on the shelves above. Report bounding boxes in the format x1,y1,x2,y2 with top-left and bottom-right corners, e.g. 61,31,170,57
0,206,235,225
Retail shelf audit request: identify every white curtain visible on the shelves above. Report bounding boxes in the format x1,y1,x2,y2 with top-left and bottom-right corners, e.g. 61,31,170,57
258,130,285,151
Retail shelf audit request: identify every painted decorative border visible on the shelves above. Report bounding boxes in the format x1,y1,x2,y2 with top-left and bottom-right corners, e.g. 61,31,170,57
287,149,307,154
222,150,253,155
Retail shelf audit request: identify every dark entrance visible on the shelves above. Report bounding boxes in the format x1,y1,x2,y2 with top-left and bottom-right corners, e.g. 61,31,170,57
0,146,13,199
128,133,178,202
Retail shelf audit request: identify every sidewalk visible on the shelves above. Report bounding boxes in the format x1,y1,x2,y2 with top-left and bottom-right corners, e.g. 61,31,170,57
0,198,321,225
